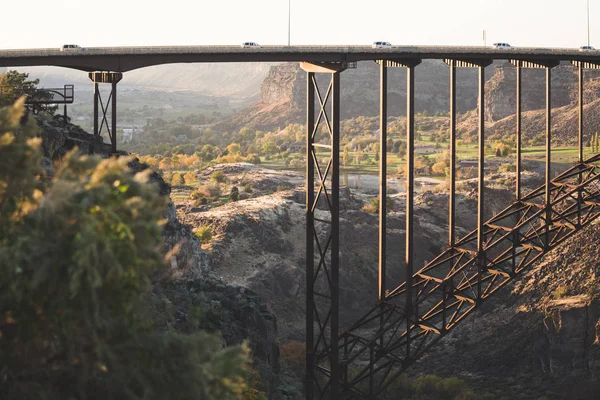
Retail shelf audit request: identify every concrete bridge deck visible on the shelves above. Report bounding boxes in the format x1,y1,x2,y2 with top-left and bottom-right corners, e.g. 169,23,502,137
1,45,599,71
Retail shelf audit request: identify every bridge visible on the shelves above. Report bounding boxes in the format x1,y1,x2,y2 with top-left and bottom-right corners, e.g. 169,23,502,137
2,45,600,399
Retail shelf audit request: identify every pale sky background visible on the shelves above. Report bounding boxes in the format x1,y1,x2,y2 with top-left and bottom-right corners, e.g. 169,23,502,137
0,0,596,49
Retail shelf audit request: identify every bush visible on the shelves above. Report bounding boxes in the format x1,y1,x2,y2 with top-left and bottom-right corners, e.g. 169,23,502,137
210,170,227,183
194,225,213,244
362,196,394,213
196,182,223,198
553,285,568,299
243,183,253,193
171,172,184,186
183,171,197,184
0,100,249,400
229,186,240,202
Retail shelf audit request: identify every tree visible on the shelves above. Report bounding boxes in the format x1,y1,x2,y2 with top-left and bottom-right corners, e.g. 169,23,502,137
261,140,278,156
227,142,241,155
0,70,57,114
0,100,250,399
343,146,349,166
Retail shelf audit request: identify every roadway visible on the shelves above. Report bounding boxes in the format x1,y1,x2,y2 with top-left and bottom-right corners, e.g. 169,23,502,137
1,45,600,72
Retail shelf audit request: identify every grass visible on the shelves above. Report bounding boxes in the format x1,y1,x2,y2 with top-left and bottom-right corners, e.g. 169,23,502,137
261,142,595,177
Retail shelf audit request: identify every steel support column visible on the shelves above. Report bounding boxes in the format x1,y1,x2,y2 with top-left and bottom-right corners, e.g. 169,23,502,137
545,66,552,249
449,60,456,246
305,71,315,400
379,63,388,302
477,65,486,301
578,63,584,163
578,63,584,227
93,82,99,136
301,61,351,400
513,62,522,274
516,63,522,201
89,71,123,154
405,64,416,356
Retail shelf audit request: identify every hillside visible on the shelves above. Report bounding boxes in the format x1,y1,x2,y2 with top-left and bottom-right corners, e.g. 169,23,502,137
418,219,600,399
16,62,275,99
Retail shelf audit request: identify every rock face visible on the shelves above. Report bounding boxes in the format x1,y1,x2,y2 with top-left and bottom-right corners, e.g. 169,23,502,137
231,60,481,130
35,114,110,160
175,164,519,344
232,60,600,135
484,62,576,122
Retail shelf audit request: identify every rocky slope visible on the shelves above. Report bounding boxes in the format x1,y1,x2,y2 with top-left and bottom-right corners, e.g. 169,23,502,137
34,118,286,398
174,163,524,343
228,60,482,130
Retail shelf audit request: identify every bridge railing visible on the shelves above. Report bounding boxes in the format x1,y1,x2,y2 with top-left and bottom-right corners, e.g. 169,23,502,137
0,84,74,105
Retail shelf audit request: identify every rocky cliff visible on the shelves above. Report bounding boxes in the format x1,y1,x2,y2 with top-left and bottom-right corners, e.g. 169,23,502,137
231,60,600,135
230,60,481,130
484,62,577,122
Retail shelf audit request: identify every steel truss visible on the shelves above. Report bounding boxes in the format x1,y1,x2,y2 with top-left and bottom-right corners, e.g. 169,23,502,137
305,56,600,399
336,153,600,398
89,71,122,154
304,61,355,400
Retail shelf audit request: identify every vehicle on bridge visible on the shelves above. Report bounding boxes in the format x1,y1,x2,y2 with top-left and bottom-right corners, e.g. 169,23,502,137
60,44,82,51
241,42,260,48
493,42,511,49
580,45,595,51
372,41,392,48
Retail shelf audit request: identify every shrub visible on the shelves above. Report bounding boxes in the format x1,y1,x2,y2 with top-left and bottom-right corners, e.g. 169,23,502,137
0,100,249,400
280,341,306,365
362,196,394,213
553,285,568,299
171,172,184,186
243,183,253,193
210,170,227,183
183,171,197,184
245,154,262,165
197,182,223,198
229,186,240,202
194,225,213,244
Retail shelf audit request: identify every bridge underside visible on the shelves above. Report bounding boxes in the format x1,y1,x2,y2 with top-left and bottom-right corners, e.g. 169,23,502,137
304,57,600,399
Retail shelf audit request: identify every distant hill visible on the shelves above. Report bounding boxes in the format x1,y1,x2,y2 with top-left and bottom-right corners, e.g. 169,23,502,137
13,63,276,99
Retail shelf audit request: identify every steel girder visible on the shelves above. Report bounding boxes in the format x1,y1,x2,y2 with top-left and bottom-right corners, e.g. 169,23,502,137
304,63,346,400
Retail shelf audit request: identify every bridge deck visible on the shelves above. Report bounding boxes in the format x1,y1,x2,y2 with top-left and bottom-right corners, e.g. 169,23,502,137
1,45,600,72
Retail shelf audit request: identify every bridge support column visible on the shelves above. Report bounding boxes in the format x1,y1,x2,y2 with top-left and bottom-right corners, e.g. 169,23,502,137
89,71,123,155
302,61,353,400
545,66,552,249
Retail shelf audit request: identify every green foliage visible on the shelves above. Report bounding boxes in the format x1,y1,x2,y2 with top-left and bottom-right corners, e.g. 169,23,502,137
194,225,213,244
171,172,184,186
0,70,57,114
0,101,249,400
553,285,569,299
229,186,240,202
362,196,394,213
211,170,227,183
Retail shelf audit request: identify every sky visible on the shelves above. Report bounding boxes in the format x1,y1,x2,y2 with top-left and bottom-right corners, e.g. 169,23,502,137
0,0,596,49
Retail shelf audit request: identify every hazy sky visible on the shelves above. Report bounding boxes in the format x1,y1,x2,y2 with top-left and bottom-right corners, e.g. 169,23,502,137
1,0,596,49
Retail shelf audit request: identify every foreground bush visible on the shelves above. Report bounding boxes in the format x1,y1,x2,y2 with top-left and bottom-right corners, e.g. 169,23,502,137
0,100,249,400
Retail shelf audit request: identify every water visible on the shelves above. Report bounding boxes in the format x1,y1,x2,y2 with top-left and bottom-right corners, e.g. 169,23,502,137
342,172,440,193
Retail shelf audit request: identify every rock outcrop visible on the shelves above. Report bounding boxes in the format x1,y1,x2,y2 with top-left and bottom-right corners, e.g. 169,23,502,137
485,62,577,122
229,60,481,130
